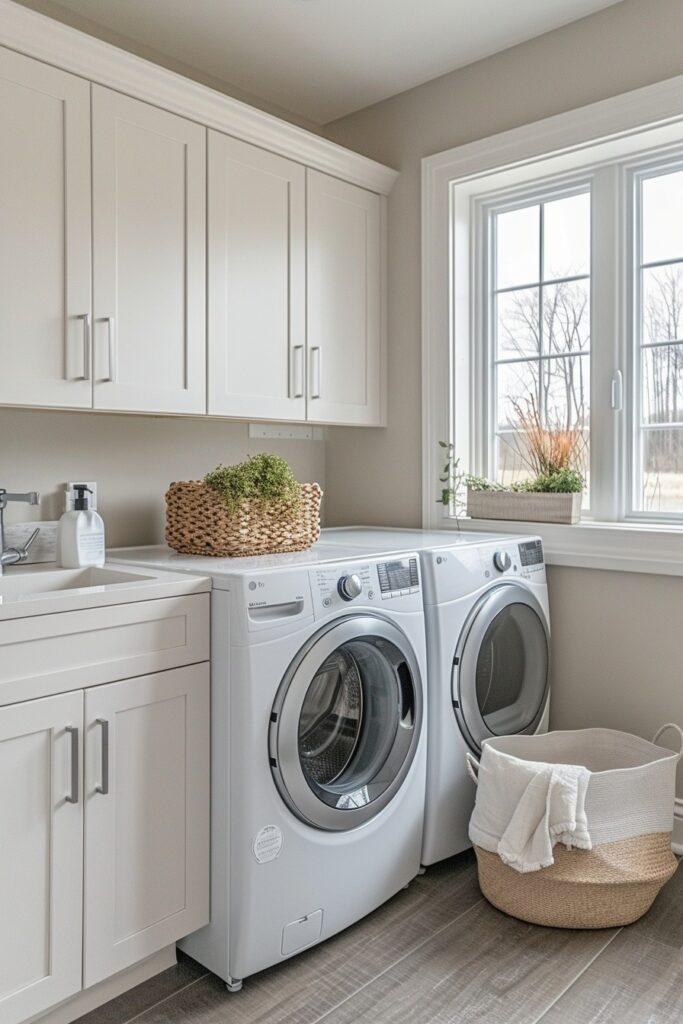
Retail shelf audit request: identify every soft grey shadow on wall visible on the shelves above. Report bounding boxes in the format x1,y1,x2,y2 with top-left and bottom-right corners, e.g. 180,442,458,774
0,407,326,549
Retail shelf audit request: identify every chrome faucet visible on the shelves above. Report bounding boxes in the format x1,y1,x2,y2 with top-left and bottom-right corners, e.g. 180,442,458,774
0,489,41,574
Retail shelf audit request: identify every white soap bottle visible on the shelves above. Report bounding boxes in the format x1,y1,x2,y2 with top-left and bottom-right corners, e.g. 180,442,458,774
59,485,106,568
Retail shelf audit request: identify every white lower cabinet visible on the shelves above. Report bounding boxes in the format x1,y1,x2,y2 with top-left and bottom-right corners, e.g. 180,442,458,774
83,664,210,987
0,692,84,1024
0,660,209,1024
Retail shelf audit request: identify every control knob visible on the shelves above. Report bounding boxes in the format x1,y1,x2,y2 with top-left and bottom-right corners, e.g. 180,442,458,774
493,550,512,573
337,573,363,601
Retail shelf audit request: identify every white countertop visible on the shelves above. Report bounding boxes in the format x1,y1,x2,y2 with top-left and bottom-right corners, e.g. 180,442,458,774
108,541,420,577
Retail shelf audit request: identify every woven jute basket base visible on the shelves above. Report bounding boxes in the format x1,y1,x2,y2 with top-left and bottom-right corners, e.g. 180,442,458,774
475,832,677,929
165,481,322,557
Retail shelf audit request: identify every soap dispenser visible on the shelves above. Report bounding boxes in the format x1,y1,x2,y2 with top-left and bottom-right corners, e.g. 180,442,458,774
58,485,106,568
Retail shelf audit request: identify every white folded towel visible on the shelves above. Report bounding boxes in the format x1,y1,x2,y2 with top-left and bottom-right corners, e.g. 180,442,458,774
495,761,591,873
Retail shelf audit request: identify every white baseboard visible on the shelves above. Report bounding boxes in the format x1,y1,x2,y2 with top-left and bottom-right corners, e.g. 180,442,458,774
673,798,683,856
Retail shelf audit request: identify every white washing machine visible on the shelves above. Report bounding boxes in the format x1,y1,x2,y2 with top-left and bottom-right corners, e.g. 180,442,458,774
321,528,551,865
109,543,427,989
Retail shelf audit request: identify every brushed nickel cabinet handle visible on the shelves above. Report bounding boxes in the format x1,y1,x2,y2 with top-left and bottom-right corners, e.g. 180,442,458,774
74,314,90,381
310,346,321,400
291,345,305,399
100,317,117,383
65,726,79,804
96,718,109,795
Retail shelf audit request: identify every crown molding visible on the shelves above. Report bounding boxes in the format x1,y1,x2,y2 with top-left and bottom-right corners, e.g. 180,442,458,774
0,0,398,195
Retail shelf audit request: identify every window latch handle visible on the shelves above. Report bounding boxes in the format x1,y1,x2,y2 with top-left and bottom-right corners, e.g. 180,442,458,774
610,370,623,411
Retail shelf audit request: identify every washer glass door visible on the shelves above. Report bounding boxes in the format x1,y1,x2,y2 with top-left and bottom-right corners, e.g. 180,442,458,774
454,584,549,752
270,616,423,831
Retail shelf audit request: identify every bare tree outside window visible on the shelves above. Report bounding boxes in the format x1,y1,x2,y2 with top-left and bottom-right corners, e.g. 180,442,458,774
492,192,590,496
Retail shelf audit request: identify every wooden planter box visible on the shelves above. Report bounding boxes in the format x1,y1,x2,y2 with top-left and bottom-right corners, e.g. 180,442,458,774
466,488,582,525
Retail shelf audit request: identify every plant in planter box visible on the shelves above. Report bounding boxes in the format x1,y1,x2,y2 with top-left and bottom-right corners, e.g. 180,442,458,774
465,397,587,524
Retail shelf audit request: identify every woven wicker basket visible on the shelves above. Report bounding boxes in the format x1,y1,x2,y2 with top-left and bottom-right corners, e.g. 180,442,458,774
474,834,677,929
467,726,682,929
165,481,322,557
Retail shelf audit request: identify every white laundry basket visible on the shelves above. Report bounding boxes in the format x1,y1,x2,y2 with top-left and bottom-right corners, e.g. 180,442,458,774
465,724,682,929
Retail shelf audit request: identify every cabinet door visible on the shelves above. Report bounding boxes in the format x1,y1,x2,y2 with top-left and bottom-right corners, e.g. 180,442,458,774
83,665,210,987
306,170,384,425
208,132,306,420
0,47,91,408
92,86,206,414
0,692,83,1024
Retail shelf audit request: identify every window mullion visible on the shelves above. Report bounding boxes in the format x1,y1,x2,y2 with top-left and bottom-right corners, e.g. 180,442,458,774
588,165,623,521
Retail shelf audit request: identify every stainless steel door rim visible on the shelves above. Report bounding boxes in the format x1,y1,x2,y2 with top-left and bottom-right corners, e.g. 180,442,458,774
452,582,550,753
269,613,423,831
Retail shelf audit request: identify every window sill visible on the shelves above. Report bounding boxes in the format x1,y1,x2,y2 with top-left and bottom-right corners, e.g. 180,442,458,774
449,516,683,577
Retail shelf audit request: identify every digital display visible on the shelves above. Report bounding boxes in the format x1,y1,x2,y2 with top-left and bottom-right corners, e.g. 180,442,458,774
377,557,419,594
518,539,544,566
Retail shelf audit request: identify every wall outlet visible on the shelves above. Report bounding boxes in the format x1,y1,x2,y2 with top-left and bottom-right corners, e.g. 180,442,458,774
248,423,325,441
65,481,98,512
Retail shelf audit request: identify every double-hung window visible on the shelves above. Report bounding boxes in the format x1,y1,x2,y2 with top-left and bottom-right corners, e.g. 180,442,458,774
442,139,683,527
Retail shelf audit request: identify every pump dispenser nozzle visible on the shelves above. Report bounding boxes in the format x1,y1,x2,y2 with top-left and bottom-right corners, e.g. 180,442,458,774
73,484,93,511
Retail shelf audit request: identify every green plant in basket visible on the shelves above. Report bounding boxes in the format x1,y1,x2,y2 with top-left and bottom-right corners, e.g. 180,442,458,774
204,454,302,516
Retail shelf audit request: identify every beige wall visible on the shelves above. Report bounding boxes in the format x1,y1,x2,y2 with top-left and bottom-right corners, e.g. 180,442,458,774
0,408,325,548
547,566,683,791
323,0,683,782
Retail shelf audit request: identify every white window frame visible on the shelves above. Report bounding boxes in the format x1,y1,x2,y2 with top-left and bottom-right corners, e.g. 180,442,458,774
422,74,683,575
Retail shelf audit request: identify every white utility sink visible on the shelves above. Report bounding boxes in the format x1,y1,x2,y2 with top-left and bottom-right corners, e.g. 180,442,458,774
0,562,211,620
0,565,155,598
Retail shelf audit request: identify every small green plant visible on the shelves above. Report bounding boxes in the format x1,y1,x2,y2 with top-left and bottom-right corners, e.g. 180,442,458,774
465,468,583,494
465,476,505,492
437,441,467,518
204,454,301,515
521,468,584,493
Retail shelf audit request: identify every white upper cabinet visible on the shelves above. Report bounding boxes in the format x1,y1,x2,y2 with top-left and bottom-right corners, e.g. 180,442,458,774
0,47,91,409
0,6,395,426
0,691,84,1024
92,86,207,415
208,133,306,420
306,170,384,426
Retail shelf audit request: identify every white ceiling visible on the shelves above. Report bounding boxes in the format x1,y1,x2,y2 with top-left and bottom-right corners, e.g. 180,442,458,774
33,0,624,124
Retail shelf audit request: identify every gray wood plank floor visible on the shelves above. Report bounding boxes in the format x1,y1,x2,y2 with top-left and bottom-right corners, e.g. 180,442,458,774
75,851,682,1024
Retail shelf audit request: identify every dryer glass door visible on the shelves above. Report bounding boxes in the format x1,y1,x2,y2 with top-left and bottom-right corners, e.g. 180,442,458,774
454,583,549,752
270,616,423,831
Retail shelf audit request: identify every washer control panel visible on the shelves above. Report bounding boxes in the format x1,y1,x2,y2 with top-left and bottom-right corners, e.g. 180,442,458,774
518,538,544,568
377,556,420,599
310,556,421,616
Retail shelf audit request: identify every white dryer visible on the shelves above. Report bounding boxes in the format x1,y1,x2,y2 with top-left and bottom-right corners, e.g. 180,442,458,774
110,543,427,989
321,528,551,865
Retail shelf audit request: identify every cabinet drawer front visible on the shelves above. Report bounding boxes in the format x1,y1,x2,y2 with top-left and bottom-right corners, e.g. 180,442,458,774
0,691,83,1024
83,664,209,986
0,594,209,706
